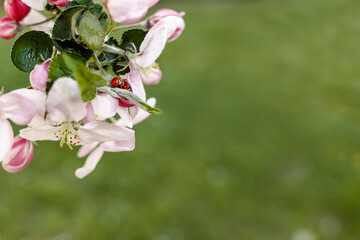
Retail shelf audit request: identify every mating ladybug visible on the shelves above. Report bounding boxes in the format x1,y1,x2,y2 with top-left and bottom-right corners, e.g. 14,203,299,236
111,77,132,91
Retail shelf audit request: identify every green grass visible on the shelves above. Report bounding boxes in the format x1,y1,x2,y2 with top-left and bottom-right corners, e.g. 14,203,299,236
1,0,360,239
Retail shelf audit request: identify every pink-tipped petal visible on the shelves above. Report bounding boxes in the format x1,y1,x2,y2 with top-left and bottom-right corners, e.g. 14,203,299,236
0,119,14,163
75,147,104,179
0,92,37,125
2,137,33,173
0,17,19,39
30,60,51,91
137,16,181,68
46,77,87,123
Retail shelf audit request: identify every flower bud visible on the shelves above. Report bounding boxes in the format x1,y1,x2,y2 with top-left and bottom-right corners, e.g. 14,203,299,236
0,17,20,39
147,9,185,42
48,0,71,7
2,137,34,173
4,0,31,22
118,98,136,108
30,60,51,91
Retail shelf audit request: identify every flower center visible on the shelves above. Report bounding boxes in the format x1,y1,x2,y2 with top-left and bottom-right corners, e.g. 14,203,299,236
54,122,80,150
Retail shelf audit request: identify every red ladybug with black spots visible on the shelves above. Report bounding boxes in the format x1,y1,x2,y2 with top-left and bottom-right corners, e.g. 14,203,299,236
111,77,132,91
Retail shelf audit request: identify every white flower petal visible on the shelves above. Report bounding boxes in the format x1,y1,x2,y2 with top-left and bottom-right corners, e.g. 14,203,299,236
107,0,150,24
46,77,87,123
21,0,47,11
21,10,54,34
91,94,118,120
0,119,14,163
129,62,146,101
78,121,134,144
132,98,156,125
75,147,104,179
20,125,58,142
77,142,99,158
117,107,133,128
100,137,135,152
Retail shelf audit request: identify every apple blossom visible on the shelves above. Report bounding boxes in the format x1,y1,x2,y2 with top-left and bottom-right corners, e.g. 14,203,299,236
2,137,34,173
147,9,185,42
0,17,20,39
20,78,134,150
4,0,31,22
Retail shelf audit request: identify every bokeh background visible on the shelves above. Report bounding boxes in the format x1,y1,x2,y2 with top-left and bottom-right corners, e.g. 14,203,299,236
2,0,360,239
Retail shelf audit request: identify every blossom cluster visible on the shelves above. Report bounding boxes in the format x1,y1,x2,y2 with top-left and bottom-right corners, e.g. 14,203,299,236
0,0,185,178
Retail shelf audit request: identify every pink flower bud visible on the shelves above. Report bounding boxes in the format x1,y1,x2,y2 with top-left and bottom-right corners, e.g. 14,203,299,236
2,137,34,173
118,98,136,108
48,0,71,7
29,60,51,91
4,0,31,22
0,17,20,39
148,9,185,42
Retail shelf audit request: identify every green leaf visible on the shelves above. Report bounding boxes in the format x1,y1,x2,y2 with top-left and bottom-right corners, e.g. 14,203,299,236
52,6,85,41
62,54,108,102
111,88,164,115
78,10,105,50
48,52,86,81
11,31,53,72
120,29,147,53
53,39,93,60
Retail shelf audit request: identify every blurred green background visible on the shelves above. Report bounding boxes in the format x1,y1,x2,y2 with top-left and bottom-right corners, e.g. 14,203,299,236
2,0,360,239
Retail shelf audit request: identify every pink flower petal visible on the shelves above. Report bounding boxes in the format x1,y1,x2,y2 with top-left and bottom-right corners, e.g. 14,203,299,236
30,60,51,91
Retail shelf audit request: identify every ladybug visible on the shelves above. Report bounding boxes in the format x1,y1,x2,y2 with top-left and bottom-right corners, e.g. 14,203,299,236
111,77,132,91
